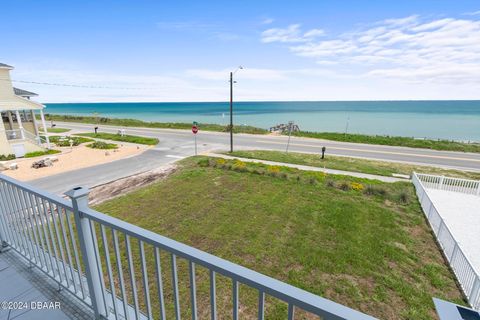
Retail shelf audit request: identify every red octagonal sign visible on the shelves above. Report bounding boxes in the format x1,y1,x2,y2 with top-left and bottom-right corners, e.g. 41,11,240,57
192,125,198,134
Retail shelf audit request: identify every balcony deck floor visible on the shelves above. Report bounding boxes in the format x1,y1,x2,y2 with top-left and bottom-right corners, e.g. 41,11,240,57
0,249,93,320
426,189,480,273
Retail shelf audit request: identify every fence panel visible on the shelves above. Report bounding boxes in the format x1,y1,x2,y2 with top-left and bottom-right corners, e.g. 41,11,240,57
412,173,480,310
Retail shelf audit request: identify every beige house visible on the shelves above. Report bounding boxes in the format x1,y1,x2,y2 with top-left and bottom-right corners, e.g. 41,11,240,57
0,63,50,158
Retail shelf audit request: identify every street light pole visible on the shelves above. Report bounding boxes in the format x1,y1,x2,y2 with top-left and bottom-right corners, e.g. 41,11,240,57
229,66,243,153
230,71,233,153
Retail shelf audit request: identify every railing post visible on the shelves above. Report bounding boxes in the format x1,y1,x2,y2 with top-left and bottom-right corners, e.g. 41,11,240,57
476,182,480,196
0,185,6,252
65,187,107,319
439,176,445,190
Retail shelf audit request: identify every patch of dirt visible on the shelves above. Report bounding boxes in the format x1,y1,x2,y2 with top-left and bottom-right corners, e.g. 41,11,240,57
89,164,177,205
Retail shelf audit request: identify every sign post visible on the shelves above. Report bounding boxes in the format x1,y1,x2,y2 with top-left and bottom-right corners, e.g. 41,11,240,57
192,122,199,155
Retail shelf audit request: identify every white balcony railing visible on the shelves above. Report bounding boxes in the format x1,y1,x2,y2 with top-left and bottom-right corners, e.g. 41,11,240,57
0,174,376,320
416,173,480,196
412,172,480,310
4,128,46,147
5,129,24,140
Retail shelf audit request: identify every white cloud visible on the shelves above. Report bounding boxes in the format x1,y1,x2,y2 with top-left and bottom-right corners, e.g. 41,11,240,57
261,24,325,43
186,68,287,81
262,15,480,84
465,10,480,16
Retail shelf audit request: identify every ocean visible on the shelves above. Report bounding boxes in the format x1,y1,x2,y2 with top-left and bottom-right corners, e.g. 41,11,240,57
44,101,480,141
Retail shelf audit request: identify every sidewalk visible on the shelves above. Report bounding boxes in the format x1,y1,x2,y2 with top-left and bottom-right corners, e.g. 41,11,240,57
205,153,409,183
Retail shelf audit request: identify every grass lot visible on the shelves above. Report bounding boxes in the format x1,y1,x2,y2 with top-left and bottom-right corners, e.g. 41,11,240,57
47,135,94,147
228,150,480,180
44,127,71,133
74,132,159,145
95,157,464,319
24,149,61,158
292,131,480,153
44,114,268,134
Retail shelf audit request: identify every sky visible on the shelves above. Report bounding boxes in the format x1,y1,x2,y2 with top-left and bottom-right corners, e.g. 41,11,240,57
1,0,480,102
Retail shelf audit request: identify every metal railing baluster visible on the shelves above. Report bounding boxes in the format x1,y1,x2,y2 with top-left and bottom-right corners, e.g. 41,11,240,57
113,229,130,320
49,202,71,288
189,261,198,320
232,280,239,320
139,241,153,320
101,225,120,320
154,247,166,320
125,235,140,319
210,270,217,320
171,253,181,320
258,291,265,320
57,206,79,295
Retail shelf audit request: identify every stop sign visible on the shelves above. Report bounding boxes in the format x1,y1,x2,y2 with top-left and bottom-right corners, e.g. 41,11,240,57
192,125,198,134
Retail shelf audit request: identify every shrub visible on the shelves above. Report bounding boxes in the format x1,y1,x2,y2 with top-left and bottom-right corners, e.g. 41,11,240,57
308,177,318,185
280,172,289,179
215,158,226,166
87,141,118,149
296,175,302,182
232,160,247,172
339,182,351,191
207,158,216,167
397,191,410,204
0,154,16,161
351,182,364,191
267,165,281,176
49,136,93,147
326,180,335,187
252,168,265,175
197,158,209,167
364,185,388,197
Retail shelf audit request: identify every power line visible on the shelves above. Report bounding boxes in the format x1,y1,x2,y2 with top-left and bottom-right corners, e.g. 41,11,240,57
0,77,152,90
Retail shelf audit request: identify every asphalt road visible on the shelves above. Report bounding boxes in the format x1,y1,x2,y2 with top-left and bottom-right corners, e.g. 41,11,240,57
29,122,480,195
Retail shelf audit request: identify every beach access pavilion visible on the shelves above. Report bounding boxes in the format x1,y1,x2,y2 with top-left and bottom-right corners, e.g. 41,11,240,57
0,63,50,158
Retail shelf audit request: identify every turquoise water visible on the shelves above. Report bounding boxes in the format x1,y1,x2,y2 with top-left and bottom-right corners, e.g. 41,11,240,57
44,101,480,141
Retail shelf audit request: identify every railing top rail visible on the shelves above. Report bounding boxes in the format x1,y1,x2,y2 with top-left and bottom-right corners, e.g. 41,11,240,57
412,172,480,276
81,206,375,320
0,174,73,209
414,172,480,185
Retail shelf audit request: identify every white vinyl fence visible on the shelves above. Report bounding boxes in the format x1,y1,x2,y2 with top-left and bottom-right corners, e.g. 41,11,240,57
413,173,480,310
416,173,480,196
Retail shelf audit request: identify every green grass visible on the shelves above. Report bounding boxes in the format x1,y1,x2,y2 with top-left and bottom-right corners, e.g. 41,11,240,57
94,157,465,320
74,132,159,145
227,150,480,180
24,149,61,158
43,127,71,133
47,135,94,147
43,114,268,134
86,141,118,149
292,131,480,153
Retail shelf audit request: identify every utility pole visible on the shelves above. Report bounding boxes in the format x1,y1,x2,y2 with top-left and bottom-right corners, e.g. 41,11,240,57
230,71,233,153
229,66,243,153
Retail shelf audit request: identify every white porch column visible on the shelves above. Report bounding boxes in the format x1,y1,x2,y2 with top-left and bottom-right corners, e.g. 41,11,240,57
39,109,51,148
6,111,14,130
31,110,39,136
14,110,25,140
